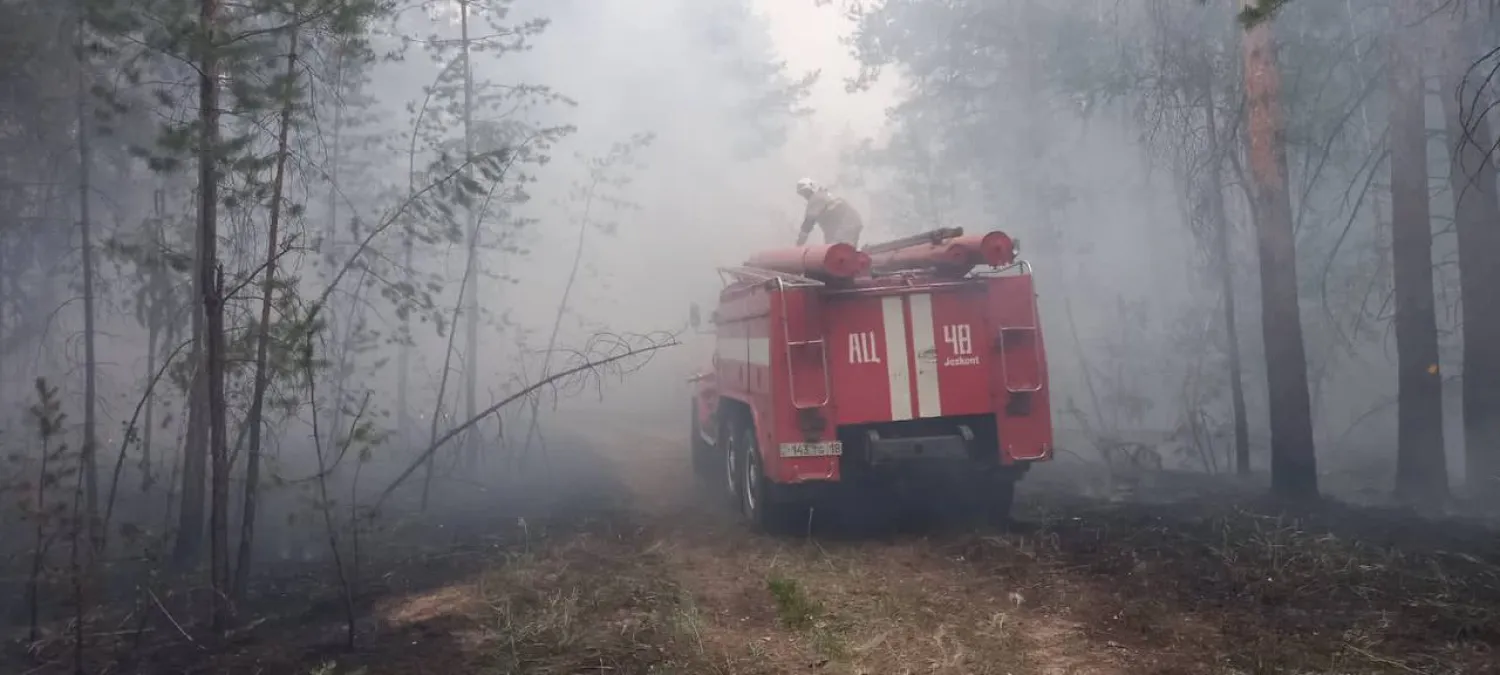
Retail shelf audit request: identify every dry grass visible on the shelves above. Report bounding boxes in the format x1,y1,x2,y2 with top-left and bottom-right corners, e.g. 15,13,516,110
467,532,695,673
650,527,1074,675
15,419,1499,675
159,476,1490,675
949,488,1500,675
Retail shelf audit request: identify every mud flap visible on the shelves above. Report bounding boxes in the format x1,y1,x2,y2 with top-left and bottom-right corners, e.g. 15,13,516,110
691,399,715,479
963,467,1018,529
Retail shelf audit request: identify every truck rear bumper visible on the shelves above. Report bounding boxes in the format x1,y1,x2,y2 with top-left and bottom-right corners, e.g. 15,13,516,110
864,427,974,464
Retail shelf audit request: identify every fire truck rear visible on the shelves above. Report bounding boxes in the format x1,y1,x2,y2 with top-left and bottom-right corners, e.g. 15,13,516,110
689,228,1053,532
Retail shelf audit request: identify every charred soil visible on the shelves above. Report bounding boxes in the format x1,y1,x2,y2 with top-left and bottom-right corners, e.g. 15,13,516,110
7,416,1498,675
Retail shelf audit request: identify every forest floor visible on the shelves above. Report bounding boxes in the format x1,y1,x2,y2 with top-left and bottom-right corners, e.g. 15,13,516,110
6,411,1500,674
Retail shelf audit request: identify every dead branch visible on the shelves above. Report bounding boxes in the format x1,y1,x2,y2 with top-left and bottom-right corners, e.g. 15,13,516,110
102,336,194,547
301,338,358,649
373,334,678,510
146,589,201,650
420,227,479,511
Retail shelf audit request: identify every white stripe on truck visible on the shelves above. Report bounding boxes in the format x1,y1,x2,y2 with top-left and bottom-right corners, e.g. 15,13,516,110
880,295,913,420
907,292,943,418
716,337,770,366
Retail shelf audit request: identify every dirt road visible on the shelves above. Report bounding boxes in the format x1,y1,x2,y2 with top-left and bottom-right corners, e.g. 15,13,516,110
375,411,1494,675
584,416,1129,675
321,415,1497,675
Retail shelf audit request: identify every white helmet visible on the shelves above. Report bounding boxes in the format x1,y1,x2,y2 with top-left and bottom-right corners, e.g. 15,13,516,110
796,178,818,194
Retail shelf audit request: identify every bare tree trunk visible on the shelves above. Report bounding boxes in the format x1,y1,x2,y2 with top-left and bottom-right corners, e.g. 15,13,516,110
1202,71,1251,477
1388,0,1448,506
397,58,461,453
173,332,206,565
75,0,100,553
460,0,481,469
0,227,5,409
141,193,170,492
197,0,231,631
69,435,87,674
397,232,412,444
1439,7,1500,506
142,319,157,488
0,228,6,411
235,27,299,600
1238,1,1318,499
421,239,477,510
302,342,357,648
326,42,347,443
174,188,208,568
28,433,54,644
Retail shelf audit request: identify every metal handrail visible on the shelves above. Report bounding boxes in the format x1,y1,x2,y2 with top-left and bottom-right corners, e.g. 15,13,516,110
775,277,832,409
996,260,1044,394
859,226,965,255
717,265,826,289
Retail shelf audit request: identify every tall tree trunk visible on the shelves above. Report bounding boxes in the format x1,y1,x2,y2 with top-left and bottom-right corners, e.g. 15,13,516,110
421,244,476,511
1202,70,1251,476
1439,8,1500,505
326,43,347,443
0,228,6,412
1388,0,1448,506
398,232,412,444
1,227,7,412
1238,1,1319,499
197,0,230,631
75,0,100,554
142,318,157,489
460,0,481,469
235,27,299,600
173,283,206,565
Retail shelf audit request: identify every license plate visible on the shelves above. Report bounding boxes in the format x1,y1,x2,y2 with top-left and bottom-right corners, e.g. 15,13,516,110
778,441,843,458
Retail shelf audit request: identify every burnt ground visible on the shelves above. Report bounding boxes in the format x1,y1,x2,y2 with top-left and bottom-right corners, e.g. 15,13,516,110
6,411,1500,675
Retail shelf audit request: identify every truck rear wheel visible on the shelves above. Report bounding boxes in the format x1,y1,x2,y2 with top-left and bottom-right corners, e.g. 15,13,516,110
721,414,741,510
736,416,804,534
741,430,771,529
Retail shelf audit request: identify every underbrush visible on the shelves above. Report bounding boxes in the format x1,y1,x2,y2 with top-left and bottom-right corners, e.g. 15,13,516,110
471,531,692,673
959,491,1500,674
1,476,677,674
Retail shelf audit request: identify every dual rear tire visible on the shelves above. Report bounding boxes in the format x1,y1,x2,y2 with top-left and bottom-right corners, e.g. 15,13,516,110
692,399,1015,533
718,407,803,534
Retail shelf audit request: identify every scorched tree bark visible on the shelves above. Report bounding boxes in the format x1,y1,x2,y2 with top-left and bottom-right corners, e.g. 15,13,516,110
1238,0,1318,499
1387,0,1447,505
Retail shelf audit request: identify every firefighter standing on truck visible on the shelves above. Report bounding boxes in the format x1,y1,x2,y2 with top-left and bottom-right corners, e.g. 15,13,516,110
795,178,863,247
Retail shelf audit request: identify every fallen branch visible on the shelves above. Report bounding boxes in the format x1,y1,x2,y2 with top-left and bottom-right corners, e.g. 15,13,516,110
147,589,201,650
373,336,677,510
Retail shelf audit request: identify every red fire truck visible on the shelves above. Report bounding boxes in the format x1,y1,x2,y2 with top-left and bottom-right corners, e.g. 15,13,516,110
688,228,1054,532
